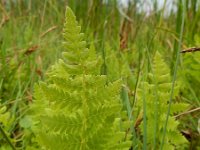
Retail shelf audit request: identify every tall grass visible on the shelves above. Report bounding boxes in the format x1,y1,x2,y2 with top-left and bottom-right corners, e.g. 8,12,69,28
161,0,186,149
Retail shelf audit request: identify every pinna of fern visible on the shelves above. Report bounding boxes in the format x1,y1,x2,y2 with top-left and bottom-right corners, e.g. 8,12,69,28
179,51,200,105
136,51,188,149
30,7,132,150
0,101,15,149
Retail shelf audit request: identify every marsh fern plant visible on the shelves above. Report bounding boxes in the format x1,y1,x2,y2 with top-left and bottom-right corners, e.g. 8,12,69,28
30,7,131,150
136,52,188,149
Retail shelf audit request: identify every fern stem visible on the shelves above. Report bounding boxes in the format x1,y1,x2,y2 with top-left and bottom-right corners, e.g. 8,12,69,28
160,0,186,149
0,125,16,150
80,73,88,150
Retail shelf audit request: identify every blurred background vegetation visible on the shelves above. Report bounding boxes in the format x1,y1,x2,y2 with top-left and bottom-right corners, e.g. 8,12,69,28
0,0,200,149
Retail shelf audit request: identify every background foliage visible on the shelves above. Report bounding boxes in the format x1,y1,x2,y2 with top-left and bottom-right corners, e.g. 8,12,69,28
0,0,200,149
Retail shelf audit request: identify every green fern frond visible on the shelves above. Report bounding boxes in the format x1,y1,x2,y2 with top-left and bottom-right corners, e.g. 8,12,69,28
136,51,188,149
179,52,200,104
0,101,15,148
30,7,131,150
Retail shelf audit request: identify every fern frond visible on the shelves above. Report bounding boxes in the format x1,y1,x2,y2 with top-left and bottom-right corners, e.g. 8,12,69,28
136,51,188,149
179,52,200,103
30,7,131,150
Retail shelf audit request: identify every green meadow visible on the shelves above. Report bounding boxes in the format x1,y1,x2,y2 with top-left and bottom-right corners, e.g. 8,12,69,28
0,0,200,149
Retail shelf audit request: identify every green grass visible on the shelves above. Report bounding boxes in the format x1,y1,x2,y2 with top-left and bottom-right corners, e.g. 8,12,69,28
0,0,200,149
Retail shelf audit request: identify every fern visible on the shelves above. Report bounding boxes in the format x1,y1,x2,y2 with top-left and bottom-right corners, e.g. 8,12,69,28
179,51,200,105
180,35,200,102
136,52,188,149
30,7,131,150
0,100,15,149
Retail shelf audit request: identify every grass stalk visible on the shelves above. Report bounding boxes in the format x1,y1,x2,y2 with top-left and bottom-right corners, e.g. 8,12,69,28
0,125,16,150
141,76,147,150
160,0,186,149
